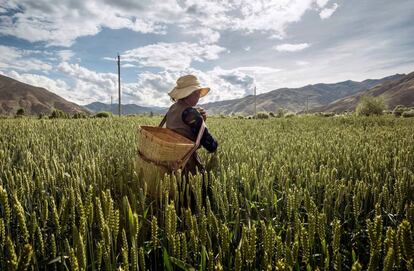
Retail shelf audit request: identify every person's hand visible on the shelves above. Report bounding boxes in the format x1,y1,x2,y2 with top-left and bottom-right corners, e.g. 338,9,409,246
196,107,207,121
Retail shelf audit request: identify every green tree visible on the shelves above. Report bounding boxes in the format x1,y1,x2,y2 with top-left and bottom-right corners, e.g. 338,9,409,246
402,110,414,118
392,105,409,117
94,111,112,118
256,112,269,119
16,108,25,116
49,109,69,119
356,95,387,116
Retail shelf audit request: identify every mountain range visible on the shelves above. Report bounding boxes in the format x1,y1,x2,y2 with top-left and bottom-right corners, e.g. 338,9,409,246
201,74,405,115
1,72,413,116
0,74,88,115
311,71,414,112
84,102,166,115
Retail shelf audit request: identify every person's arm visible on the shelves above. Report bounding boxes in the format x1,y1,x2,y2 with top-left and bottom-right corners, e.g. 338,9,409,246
182,108,218,153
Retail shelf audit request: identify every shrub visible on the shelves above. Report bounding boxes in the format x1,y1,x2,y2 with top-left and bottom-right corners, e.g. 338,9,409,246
73,112,89,119
269,112,275,117
285,112,296,118
322,112,335,117
49,109,69,119
356,95,387,116
392,105,409,117
276,108,286,118
16,108,25,116
402,110,414,118
256,112,269,119
95,111,112,118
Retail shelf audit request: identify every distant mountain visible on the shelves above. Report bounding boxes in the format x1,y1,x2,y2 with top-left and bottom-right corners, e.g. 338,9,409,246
0,74,88,115
201,74,405,115
84,102,167,115
312,71,414,112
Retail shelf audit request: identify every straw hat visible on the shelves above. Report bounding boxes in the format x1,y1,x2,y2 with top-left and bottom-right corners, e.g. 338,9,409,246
168,75,210,101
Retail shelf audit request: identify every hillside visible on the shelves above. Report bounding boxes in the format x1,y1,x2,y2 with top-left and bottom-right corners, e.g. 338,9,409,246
313,71,414,112
201,74,404,115
0,74,88,115
84,102,167,115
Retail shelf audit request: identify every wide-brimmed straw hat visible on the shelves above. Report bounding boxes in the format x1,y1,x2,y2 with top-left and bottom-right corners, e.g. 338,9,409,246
168,74,210,101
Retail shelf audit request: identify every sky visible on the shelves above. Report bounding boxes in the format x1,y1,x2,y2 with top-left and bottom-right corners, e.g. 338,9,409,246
0,0,413,107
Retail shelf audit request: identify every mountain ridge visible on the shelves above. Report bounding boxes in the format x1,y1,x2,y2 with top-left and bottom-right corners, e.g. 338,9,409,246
83,102,167,115
311,71,414,112
1,72,411,116
201,73,405,115
0,74,88,115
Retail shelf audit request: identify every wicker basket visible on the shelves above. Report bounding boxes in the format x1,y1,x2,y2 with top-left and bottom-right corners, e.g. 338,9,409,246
136,125,195,198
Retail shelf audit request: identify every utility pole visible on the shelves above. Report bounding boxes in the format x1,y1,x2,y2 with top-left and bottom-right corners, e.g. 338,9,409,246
110,95,113,113
117,53,121,117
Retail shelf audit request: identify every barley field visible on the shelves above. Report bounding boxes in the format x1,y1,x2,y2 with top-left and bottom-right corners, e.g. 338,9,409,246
0,115,413,270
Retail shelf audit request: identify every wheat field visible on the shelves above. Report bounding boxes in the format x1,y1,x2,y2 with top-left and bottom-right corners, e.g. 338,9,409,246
0,115,413,270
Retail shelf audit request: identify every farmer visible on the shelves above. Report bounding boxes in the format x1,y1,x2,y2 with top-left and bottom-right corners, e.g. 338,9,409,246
165,74,218,175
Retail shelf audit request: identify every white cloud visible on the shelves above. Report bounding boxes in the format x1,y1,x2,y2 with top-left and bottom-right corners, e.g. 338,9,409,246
0,0,336,46
296,61,310,66
274,43,311,52
121,42,226,71
0,45,53,72
57,50,75,62
316,0,330,8
3,59,263,107
181,0,318,39
319,3,339,19
103,68,254,106
128,65,282,105
236,66,281,74
204,67,255,101
185,27,221,44
210,66,282,95
123,71,178,107
230,0,316,37
100,65,281,106
58,62,117,91
0,0,175,46
121,63,136,68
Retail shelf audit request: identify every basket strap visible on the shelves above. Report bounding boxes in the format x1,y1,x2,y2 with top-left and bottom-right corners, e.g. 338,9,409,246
176,121,206,170
159,114,167,127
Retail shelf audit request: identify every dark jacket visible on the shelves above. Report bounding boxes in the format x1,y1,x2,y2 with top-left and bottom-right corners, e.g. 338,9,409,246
165,100,218,175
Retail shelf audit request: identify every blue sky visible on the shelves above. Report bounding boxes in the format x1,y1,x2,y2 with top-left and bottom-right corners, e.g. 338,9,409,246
0,0,413,107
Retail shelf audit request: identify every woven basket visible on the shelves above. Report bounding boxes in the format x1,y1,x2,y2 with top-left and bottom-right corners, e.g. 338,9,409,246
136,125,195,198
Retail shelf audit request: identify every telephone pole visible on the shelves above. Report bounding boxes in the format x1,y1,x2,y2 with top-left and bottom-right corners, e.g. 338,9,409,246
110,95,113,113
117,53,121,117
